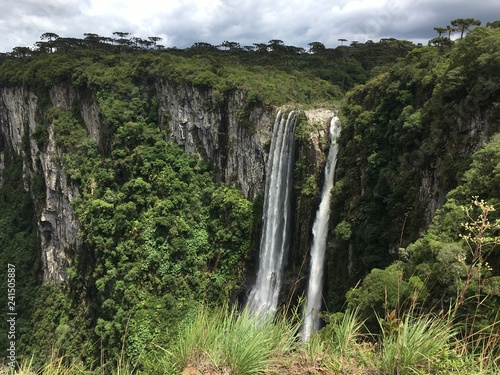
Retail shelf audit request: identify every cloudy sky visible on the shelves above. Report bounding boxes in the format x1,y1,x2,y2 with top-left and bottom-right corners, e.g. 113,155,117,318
1,0,499,52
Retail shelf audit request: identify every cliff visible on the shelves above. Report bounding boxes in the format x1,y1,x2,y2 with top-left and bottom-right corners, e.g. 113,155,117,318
0,87,79,283
325,35,500,310
156,80,274,199
0,81,331,285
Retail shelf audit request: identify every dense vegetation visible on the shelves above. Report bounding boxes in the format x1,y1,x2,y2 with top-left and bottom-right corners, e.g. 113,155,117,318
0,22,499,374
0,30,417,94
326,25,500,366
328,25,500,308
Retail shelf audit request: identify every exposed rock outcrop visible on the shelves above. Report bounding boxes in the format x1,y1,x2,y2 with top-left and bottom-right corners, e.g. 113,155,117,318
0,148,4,189
286,108,334,304
418,108,496,227
157,81,275,200
0,87,79,283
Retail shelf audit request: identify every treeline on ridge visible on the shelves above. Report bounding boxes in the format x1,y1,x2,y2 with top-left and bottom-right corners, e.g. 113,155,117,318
0,30,419,92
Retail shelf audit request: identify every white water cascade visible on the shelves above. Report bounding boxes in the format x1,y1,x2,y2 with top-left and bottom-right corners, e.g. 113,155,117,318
302,114,341,341
246,111,297,317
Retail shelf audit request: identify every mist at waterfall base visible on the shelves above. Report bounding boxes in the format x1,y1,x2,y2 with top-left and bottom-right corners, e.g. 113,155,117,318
302,115,341,341
246,111,297,317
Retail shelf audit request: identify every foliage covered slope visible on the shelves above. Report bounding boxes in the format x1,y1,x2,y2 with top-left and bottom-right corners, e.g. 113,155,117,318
323,28,500,362
327,26,500,311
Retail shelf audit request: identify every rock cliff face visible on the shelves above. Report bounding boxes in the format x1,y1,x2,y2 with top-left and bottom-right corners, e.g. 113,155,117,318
0,87,79,283
285,109,334,303
157,81,275,200
418,108,496,227
0,128,5,188
0,82,332,284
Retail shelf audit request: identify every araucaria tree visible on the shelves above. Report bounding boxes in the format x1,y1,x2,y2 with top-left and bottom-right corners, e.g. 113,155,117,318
451,18,481,38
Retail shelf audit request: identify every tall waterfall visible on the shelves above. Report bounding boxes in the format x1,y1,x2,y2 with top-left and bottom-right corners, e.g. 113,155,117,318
247,111,297,317
302,114,341,341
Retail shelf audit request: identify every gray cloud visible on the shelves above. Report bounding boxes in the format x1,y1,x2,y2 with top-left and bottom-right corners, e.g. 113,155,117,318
0,0,499,52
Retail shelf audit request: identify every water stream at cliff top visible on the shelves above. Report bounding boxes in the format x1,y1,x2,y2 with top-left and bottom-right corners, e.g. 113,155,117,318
302,114,341,341
246,110,296,317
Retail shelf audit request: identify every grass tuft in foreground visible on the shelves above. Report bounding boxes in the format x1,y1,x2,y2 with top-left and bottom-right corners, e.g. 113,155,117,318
166,305,300,374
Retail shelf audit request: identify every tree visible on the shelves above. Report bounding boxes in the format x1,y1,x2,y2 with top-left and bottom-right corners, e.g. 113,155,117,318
113,31,130,39
389,39,415,57
445,25,456,38
308,41,326,54
285,45,305,54
40,32,59,53
219,41,241,51
34,41,50,53
11,46,31,57
142,40,154,49
428,36,453,52
131,37,144,49
190,42,218,52
41,32,59,41
346,263,427,327
103,37,114,45
148,36,163,48
338,38,348,46
451,18,481,39
253,43,267,53
112,31,131,48
83,33,99,39
433,27,447,37
267,39,285,53
84,33,106,49
486,20,500,28
53,37,86,53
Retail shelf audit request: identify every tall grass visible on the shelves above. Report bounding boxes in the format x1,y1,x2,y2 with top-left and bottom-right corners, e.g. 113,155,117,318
223,310,295,374
378,312,457,375
168,306,222,370
327,308,365,356
15,353,90,375
455,312,500,375
11,305,499,374
167,305,300,374
304,308,371,372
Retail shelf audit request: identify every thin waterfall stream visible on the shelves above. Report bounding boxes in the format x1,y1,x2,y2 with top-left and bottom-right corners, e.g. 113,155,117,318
246,110,297,317
302,114,341,341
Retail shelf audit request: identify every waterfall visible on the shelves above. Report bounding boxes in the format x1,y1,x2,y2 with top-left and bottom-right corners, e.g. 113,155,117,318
247,110,296,317
302,114,341,341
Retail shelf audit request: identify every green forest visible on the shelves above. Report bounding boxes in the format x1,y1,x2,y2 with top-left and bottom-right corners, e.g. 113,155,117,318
0,20,499,374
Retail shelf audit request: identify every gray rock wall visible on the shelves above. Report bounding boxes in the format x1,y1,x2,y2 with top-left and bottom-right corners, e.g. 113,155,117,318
0,81,333,285
0,87,80,283
156,80,275,199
